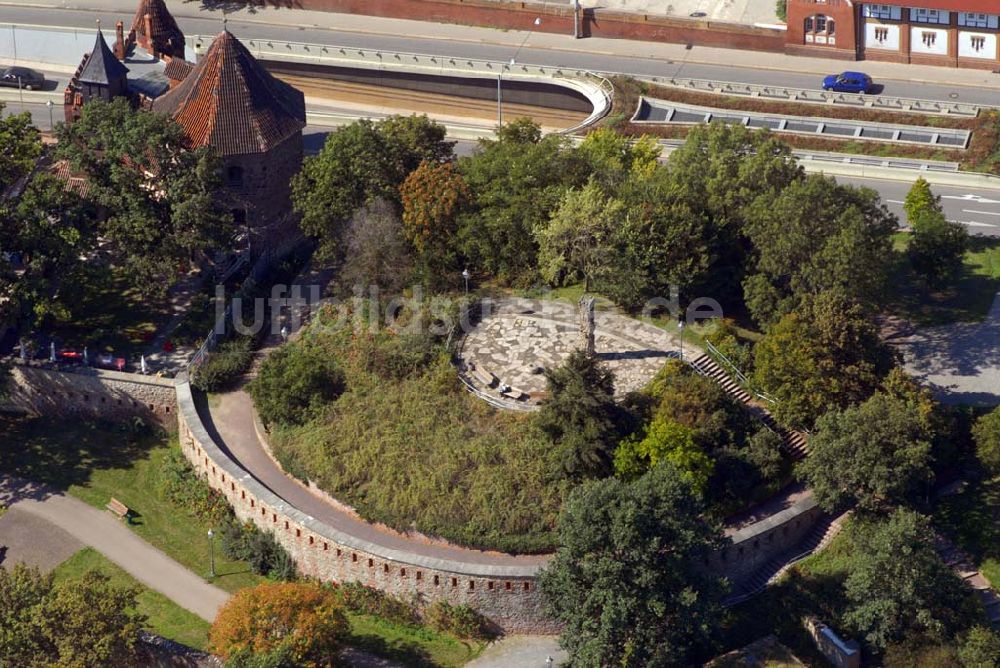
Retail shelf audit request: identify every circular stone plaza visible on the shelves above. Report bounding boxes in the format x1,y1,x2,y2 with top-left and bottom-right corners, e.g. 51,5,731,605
457,297,681,409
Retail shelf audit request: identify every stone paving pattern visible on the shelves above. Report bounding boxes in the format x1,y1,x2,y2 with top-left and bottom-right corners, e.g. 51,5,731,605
459,298,680,402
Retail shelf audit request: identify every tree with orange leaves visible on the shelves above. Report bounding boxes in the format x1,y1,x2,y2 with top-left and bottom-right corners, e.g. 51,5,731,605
208,581,348,666
400,160,470,282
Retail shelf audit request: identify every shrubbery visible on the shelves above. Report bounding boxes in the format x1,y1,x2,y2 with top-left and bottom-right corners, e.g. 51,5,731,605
159,449,231,525
219,516,297,581
336,581,419,626
248,341,345,428
191,337,255,392
423,601,496,641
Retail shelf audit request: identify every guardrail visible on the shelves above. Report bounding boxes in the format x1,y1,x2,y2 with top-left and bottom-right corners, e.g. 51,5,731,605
634,97,972,149
628,75,985,117
704,340,777,405
190,36,613,135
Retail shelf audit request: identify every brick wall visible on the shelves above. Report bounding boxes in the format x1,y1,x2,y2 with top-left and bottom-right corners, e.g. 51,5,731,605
251,0,786,52
223,132,303,226
8,363,178,428
175,379,824,630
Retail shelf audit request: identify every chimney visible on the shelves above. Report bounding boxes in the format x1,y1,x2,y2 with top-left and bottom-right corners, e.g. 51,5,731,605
114,21,125,60
143,13,157,58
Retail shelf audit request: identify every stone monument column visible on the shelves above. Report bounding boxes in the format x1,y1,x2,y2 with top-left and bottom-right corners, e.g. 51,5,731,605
578,296,596,356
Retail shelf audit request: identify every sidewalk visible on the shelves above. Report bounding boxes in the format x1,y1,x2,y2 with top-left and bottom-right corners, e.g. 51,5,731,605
0,476,229,622
4,0,1000,91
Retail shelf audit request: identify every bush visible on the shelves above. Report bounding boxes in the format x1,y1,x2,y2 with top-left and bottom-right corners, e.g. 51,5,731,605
972,407,1000,475
192,337,255,392
958,626,1000,667
248,341,345,428
423,601,496,641
219,515,296,581
775,0,787,21
158,449,231,525
209,582,348,665
337,582,419,626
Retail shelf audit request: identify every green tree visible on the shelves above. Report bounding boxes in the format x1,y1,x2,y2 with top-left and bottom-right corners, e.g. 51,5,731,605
536,181,623,291
535,349,622,479
614,415,714,493
457,119,586,283
249,340,346,427
664,123,803,305
55,98,232,295
0,564,145,667
603,168,715,310
0,172,96,331
904,176,941,224
972,407,1000,475
908,208,969,290
577,127,660,188
958,626,1000,668
0,104,42,193
540,464,727,666
292,116,452,258
844,509,978,650
743,174,897,326
797,393,932,513
753,290,896,428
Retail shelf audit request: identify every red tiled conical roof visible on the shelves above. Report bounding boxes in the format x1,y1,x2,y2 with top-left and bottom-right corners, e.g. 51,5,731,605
152,31,306,156
130,0,184,57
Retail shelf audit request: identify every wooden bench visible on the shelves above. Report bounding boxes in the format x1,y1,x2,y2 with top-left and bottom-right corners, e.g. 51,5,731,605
500,386,530,402
106,497,131,523
471,365,499,389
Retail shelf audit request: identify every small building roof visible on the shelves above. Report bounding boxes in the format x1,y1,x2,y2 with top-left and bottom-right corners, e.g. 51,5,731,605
152,30,305,156
130,0,185,54
79,29,129,86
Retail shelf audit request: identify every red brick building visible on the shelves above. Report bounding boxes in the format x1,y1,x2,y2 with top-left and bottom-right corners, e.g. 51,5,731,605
787,0,1000,68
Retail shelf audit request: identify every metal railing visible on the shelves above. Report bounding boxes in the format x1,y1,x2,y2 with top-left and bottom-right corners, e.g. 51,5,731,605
703,340,777,405
634,97,972,149
629,75,985,117
190,36,613,135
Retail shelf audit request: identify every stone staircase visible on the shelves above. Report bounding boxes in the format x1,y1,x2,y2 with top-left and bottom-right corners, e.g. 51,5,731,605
725,511,848,606
688,353,809,460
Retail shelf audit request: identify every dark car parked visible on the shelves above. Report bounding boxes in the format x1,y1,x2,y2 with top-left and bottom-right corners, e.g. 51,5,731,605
0,66,45,90
822,71,875,94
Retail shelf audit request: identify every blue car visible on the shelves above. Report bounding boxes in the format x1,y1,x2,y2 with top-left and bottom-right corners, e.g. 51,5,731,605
822,71,874,94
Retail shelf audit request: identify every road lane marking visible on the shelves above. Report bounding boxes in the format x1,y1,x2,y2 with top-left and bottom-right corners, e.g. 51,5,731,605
942,194,1000,204
962,209,1000,216
886,199,905,204
952,220,998,228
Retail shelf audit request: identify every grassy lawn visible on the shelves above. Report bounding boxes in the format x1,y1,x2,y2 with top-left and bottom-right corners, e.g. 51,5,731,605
889,233,1000,326
934,475,1000,588
0,416,265,593
0,416,488,667
52,547,211,651
345,614,484,667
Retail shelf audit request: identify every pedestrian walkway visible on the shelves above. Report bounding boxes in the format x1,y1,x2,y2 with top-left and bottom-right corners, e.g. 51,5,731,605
0,476,229,622
465,635,566,668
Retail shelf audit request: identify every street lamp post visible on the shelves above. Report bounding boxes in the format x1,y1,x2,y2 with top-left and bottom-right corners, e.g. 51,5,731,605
678,320,685,361
573,0,581,39
462,268,471,294
498,17,541,128
207,528,216,578
46,100,53,131
16,76,22,107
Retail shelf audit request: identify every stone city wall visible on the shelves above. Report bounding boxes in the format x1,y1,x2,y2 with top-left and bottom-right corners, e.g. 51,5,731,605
249,0,786,53
175,381,556,633
8,363,178,428
175,378,823,630
709,495,823,583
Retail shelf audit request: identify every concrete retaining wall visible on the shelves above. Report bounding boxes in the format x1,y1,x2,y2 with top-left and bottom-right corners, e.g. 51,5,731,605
9,363,178,428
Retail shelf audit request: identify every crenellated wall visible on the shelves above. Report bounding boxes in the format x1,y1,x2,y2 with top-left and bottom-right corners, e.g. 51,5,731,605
174,381,556,633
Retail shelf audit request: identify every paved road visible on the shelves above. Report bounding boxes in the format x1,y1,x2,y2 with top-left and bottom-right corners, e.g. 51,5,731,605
3,0,1000,106
0,476,229,622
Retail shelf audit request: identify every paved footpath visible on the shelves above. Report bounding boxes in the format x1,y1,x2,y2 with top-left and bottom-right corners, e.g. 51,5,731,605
0,477,229,622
